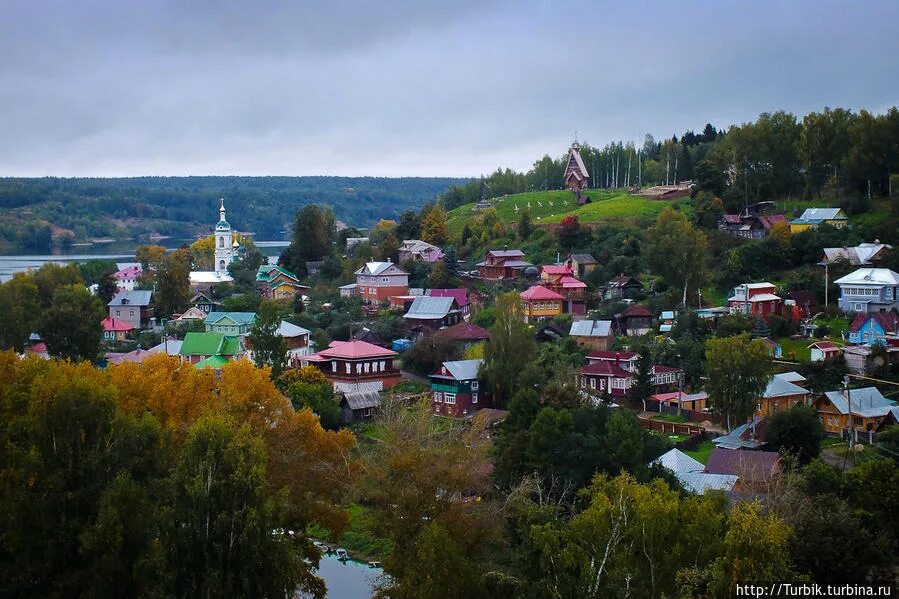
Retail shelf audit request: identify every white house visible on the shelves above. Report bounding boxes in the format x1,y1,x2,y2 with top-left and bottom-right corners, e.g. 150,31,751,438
833,268,899,314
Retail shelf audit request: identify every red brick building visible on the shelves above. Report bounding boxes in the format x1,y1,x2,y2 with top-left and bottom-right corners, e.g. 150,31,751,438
354,261,409,304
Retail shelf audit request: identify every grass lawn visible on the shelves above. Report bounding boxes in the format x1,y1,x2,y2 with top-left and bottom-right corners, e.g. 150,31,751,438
445,188,690,233
823,442,888,466
308,504,393,562
652,413,688,423
682,440,716,465
775,337,812,362
354,423,387,442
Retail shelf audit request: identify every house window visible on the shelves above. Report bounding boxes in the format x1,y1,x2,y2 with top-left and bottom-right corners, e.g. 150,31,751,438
130,310,135,317
589,378,596,389
332,361,337,372
346,363,351,374
382,277,389,283
219,237,224,248
379,361,385,371
444,393,456,405
855,303,864,312
471,380,479,391
116,310,121,316
433,392,443,403
472,392,478,404
580,376,586,387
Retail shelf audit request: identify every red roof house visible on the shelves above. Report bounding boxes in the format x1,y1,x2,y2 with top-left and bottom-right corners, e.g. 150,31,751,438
102,317,137,342
519,285,564,322
304,340,401,392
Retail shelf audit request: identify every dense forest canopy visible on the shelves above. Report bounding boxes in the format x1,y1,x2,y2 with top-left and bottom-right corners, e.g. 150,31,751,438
0,176,465,252
440,106,899,213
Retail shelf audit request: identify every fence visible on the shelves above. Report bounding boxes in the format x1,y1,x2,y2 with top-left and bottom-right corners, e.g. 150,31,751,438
642,399,723,425
839,428,880,445
637,417,706,437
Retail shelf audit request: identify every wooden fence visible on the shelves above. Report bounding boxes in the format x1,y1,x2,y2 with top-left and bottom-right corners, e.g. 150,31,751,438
637,417,706,437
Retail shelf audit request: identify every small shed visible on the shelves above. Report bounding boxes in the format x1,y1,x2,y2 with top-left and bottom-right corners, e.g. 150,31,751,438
341,390,382,424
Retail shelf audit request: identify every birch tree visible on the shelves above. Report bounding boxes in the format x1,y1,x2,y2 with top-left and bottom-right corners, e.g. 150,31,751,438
646,207,708,307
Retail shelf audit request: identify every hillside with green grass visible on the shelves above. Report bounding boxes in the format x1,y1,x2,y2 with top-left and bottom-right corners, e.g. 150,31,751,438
446,188,692,233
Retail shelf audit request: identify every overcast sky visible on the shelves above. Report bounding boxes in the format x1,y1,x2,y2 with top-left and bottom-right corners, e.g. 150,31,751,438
1,0,897,177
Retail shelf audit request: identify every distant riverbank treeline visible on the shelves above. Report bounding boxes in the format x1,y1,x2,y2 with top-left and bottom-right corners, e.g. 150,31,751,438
441,106,899,213
0,176,466,252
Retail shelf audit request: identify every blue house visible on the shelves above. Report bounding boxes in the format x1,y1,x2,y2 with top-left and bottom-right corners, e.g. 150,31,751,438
846,312,899,345
833,268,899,314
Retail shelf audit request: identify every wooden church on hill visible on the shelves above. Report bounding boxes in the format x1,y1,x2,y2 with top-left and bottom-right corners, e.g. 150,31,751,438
564,140,590,191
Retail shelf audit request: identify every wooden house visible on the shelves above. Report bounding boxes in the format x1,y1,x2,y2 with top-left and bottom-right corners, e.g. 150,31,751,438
477,250,532,281
303,340,401,393
790,208,848,232
402,296,463,338
340,390,381,424
565,253,598,277
519,285,564,322
190,291,221,315
755,372,810,418
102,317,136,342
727,282,781,319
205,312,257,336
433,321,490,349
256,264,309,301
705,449,781,492
430,359,490,417
604,275,642,301
617,303,653,336
814,387,898,435
569,320,613,351
108,290,154,330
808,341,842,362
179,332,244,365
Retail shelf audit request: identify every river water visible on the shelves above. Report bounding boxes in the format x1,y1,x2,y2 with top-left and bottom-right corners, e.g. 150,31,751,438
306,555,384,598
0,239,289,282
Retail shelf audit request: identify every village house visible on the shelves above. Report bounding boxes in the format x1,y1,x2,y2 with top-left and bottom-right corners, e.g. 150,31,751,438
101,317,136,342
705,448,782,491
427,288,471,318
814,387,898,436
842,344,899,375
303,340,401,393
397,239,445,263
789,207,848,233
659,310,676,333
106,337,183,366
786,290,818,319
402,296,463,338
821,241,892,266
616,303,653,336
755,372,811,418
339,283,358,298
190,291,221,315
354,260,409,304
340,390,382,424
834,268,899,314
579,350,682,399
727,282,781,318
541,265,588,316
255,264,309,301
204,312,257,336
430,359,490,418
565,253,598,277
604,275,643,301
433,321,490,349
244,320,312,366
718,213,787,239
477,249,532,281
713,416,767,450
808,341,842,362
846,312,899,344
653,448,737,494
519,285,564,322
113,264,142,291
171,306,208,324
108,289,154,330
569,320,614,351
649,391,709,413
179,332,244,365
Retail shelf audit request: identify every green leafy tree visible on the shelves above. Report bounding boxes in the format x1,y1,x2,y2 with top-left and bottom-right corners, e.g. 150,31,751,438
692,191,725,229
278,366,342,430
764,404,822,464
282,205,332,276
161,416,305,598
34,262,83,306
155,247,192,317
647,207,708,307
705,335,771,430
483,293,537,407
627,352,654,403
517,209,534,239
41,284,105,361
0,273,39,351
428,260,450,288
97,270,119,305
249,300,288,379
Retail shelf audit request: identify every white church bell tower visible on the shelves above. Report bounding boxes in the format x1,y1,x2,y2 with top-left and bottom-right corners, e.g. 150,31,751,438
214,199,234,274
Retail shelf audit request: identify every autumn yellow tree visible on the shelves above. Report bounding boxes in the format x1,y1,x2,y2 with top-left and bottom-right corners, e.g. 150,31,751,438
420,205,448,246
189,235,216,269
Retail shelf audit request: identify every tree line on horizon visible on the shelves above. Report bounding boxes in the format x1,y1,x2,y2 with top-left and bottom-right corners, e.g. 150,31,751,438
441,106,899,214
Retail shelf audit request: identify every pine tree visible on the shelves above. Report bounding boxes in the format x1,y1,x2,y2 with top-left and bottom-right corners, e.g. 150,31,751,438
249,300,288,379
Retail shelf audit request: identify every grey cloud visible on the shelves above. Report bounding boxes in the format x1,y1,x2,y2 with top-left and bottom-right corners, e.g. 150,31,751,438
0,0,897,177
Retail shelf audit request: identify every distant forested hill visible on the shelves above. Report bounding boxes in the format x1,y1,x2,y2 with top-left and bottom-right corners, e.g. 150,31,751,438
0,176,467,251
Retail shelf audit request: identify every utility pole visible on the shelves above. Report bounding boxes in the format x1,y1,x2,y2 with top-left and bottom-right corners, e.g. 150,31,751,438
844,375,854,452
626,150,631,188
665,151,670,186
638,150,642,189
674,154,678,185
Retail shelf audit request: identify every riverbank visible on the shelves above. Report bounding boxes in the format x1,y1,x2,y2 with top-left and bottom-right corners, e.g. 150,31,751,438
308,504,393,565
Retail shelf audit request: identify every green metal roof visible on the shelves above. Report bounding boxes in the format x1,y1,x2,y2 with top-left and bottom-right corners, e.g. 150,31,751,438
180,332,241,356
256,264,299,283
194,355,230,369
205,312,258,326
